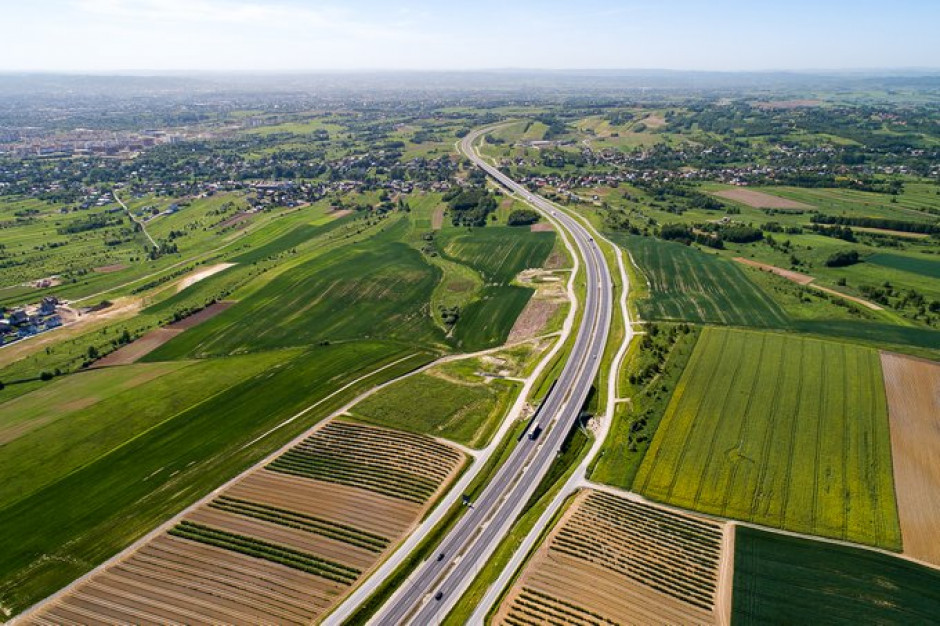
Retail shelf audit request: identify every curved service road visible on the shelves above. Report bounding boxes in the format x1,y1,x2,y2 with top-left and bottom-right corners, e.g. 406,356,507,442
370,126,614,625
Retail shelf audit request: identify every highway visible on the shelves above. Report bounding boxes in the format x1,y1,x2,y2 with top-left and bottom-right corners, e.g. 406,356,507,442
371,126,613,625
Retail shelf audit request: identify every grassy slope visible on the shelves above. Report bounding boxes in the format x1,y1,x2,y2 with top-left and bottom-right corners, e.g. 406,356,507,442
0,342,430,615
633,326,900,549
733,526,940,624
591,325,701,489
350,369,520,449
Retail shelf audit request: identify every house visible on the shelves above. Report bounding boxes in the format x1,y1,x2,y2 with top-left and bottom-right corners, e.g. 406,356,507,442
0,319,11,333
40,296,59,315
9,310,28,326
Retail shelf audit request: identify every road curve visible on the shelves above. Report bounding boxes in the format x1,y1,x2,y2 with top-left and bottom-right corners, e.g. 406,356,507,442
371,125,613,625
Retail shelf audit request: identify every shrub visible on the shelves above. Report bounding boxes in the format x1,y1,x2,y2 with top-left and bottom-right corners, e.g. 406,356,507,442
826,250,861,267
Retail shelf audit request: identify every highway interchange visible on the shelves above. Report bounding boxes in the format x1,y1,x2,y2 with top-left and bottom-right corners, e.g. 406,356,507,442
369,126,614,625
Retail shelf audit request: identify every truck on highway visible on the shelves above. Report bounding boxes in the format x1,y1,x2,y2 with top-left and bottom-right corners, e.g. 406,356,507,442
529,424,543,440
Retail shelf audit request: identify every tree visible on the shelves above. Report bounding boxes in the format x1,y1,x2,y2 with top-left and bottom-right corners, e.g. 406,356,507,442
507,208,540,226
87,345,100,360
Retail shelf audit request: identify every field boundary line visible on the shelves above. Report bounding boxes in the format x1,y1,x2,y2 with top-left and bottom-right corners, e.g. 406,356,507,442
715,522,736,626
114,191,157,249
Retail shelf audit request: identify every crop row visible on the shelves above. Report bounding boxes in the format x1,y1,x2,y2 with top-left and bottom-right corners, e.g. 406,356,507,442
209,496,390,552
566,515,719,578
292,438,451,487
317,421,462,473
582,494,722,555
551,535,714,610
267,452,435,503
169,521,361,584
548,495,722,610
506,588,618,626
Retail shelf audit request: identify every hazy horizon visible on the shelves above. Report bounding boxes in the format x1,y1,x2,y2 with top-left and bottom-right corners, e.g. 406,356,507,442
2,0,938,73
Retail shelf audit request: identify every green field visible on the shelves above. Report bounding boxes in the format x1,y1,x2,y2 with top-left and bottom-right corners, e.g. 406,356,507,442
867,252,940,279
351,366,521,448
0,342,430,614
0,354,284,505
146,238,447,358
633,327,900,549
733,527,940,624
438,227,554,350
616,234,790,328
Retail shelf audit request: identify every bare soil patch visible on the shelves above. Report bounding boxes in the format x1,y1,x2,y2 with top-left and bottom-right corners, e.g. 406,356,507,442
92,302,233,367
530,222,554,232
431,206,445,230
881,352,940,566
176,264,236,293
851,226,930,240
217,212,252,229
495,489,725,626
169,301,235,330
643,114,666,128
330,208,353,218
714,188,813,210
543,249,568,270
93,264,128,274
508,299,561,342
92,329,184,367
812,284,883,311
734,257,814,285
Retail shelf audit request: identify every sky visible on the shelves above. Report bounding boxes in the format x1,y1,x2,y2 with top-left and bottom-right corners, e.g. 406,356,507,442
1,0,938,73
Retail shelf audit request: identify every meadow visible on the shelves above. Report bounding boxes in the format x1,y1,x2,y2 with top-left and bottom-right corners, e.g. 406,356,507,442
733,527,940,624
351,366,521,448
633,327,901,549
0,342,431,614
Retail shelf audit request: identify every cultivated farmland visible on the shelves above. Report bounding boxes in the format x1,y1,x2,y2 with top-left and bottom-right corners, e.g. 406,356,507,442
0,343,430,614
733,526,940,624
147,238,447,358
494,489,726,626
633,327,901,549
712,188,813,209
614,234,790,328
881,352,940,566
438,227,555,350
23,421,465,625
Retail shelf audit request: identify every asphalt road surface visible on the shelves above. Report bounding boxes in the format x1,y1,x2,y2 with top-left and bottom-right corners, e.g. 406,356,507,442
371,126,613,625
